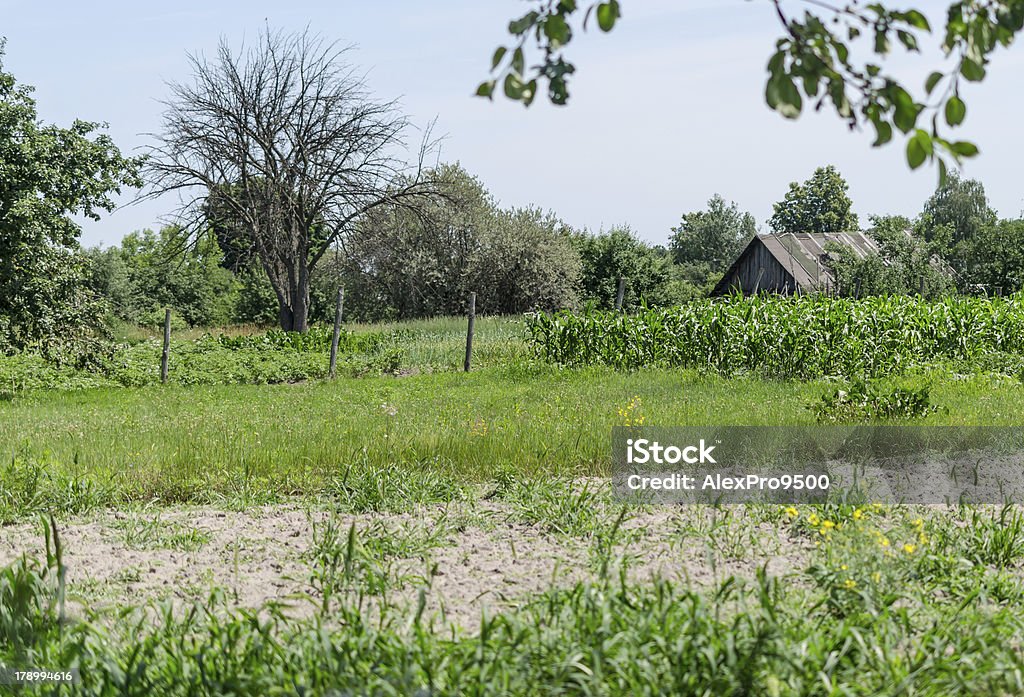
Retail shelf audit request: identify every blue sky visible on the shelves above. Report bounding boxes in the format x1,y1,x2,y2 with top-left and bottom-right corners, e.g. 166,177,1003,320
1,0,1021,247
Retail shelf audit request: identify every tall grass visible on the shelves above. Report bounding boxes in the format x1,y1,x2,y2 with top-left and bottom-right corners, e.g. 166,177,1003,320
528,294,1024,378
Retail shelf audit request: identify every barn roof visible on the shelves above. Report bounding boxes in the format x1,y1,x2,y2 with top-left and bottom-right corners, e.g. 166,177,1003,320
712,231,881,295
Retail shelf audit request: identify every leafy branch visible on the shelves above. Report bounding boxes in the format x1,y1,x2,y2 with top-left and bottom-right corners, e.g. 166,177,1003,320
479,1,1024,177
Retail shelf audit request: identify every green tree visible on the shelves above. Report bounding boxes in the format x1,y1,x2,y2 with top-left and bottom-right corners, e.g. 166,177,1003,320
917,172,997,286
963,218,1024,294
574,226,684,310
343,164,580,320
828,214,954,298
0,43,141,363
920,171,996,246
669,195,756,286
480,2,1022,174
769,166,859,234
117,229,239,327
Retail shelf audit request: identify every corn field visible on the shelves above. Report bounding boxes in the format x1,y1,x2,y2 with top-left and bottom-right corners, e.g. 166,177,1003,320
526,294,1024,378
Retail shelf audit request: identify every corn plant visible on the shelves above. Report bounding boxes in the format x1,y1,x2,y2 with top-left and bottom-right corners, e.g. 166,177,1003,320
527,293,1024,378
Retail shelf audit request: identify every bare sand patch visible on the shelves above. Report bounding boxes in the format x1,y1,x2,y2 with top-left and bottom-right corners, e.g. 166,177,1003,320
0,499,813,630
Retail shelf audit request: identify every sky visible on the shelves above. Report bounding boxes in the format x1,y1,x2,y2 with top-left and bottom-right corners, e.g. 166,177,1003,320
1,0,1022,248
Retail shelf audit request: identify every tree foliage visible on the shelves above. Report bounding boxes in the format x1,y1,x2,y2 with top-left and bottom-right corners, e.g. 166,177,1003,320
962,218,1024,294
769,165,859,234
573,226,688,310
669,195,756,287
342,164,581,320
828,215,954,298
481,1,1024,175
920,171,997,245
0,43,142,364
86,229,239,328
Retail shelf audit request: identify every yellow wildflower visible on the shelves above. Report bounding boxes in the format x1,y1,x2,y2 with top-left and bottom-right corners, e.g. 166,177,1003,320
853,509,864,521
785,507,799,518
844,579,857,590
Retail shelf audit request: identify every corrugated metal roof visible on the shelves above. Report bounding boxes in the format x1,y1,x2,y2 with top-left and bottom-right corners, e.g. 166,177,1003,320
712,231,882,295
764,231,879,288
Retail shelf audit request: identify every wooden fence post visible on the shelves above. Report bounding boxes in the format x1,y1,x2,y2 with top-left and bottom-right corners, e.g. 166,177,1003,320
614,277,626,311
464,292,476,372
160,308,171,384
329,287,344,379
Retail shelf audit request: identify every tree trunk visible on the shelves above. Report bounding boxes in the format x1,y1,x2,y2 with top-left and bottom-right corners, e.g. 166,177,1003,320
276,268,311,329
276,267,311,332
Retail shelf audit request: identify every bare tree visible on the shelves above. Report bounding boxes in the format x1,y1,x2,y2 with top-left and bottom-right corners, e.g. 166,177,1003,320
144,28,438,331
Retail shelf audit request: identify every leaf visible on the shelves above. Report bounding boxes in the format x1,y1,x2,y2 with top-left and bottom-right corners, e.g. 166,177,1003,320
891,88,920,133
871,120,893,147
914,129,934,156
945,96,966,126
475,81,496,99
508,11,539,35
960,57,986,81
511,47,525,76
596,1,620,32
503,73,524,100
544,15,571,47
901,10,931,30
522,79,538,106
765,77,781,110
906,134,927,169
775,74,802,119
491,47,507,71
897,30,919,52
874,30,891,55
950,140,979,157
924,71,943,94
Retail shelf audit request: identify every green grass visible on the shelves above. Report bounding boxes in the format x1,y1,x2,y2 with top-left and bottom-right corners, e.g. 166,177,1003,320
1,364,1022,520
4,310,1024,693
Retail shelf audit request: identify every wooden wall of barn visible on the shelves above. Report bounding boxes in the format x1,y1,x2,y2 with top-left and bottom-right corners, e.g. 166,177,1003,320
714,241,795,295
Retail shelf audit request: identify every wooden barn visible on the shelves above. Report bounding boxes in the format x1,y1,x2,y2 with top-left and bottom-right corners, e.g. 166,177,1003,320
710,231,880,296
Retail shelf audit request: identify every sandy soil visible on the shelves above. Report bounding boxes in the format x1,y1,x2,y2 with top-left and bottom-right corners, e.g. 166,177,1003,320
0,500,812,630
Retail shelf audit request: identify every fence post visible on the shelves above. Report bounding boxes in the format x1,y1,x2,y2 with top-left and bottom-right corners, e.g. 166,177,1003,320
464,292,476,372
160,308,171,384
329,287,345,379
614,277,626,311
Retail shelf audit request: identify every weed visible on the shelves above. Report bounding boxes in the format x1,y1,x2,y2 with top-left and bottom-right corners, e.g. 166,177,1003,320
813,378,941,422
